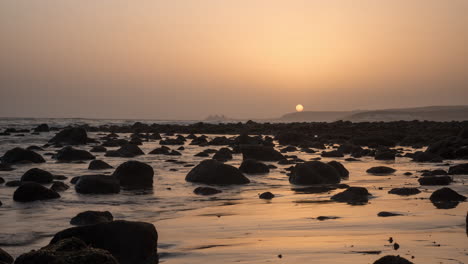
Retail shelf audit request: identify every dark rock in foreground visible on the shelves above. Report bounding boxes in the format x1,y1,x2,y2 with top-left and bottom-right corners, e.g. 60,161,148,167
13,182,60,202
89,160,113,170
0,247,13,264
366,166,396,175
448,163,468,175
51,220,158,264
186,159,250,185
212,147,233,162
388,188,421,196
430,187,466,202
21,168,54,183
331,187,370,205
71,211,114,226
56,146,95,161
51,181,70,192
289,161,342,185
112,161,154,189
327,161,349,179
239,159,270,174
418,176,452,186
15,237,118,264
259,191,274,199
193,186,222,195
75,175,120,194
1,147,45,164
373,255,413,264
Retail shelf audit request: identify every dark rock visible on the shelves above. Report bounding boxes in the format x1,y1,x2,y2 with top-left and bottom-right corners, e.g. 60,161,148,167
1,147,45,164
418,176,452,186
366,166,396,175
345,158,360,162
21,168,54,183
0,247,13,264
71,211,114,226
0,177,4,184
412,151,443,162
13,182,60,202
33,123,50,132
208,136,233,145
194,151,210,157
212,147,233,162
448,163,468,175
51,220,158,264
70,176,81,184
186,159,250,185
321,150,344,158
0,163,14,171
75,175,120,194
373,255,413,264
388,188,421,196
331,187,370,205
90,146,107,152
259,191,274,199
378,211,402,217
239,159,270,174
89,160,113,170
56,146,95,161
430,187,466,202
375,150,396,160
289,161,342,185
105,144,144,158
327,161,349,179
49,127,91,145
193,186,222,195
51,181,70,192
316,216,340,221
5,180,23,187
240,145,285,161
15,237,118,264
149,146,170,155
112,161,154,189
26,145,44,151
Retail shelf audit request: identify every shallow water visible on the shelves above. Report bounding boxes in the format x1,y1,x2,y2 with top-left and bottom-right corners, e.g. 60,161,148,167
0,123,467,263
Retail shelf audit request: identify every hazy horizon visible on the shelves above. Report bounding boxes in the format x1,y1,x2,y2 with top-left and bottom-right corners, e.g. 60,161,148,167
1,0,467,120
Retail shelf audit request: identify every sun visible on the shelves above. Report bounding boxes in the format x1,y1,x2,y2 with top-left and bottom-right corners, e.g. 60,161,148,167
296,104,304,112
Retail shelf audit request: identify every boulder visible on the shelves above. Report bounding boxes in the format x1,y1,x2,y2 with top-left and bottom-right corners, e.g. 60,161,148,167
71,211,114,226
193,186,222,195
377,211,402,217
327,161,349,179
56,146,95,161
112,161,154,189
186,159,250,185
429,187,466,202
13,182,60,202
89,160,113,170
366,166,396,175
289,161,342,185
331,187,370,205
418,176,452,186
321,150,344,158
259,191,275,199
0,247,13,264
374,150,396,160
90,146,107,152
105,144,144,158
412,151,443,162
239,159,270,174
50,220,158,264
49,127,90,145
15,237,118,264
373,255,414,264
212,148,233,162
388,188,421,196
1,147,45,164
50,181,70,192
21,168,54,183
240,145,285,161
448,163,468,175
33,123,50,132
149,146,170,155
75,175,120,194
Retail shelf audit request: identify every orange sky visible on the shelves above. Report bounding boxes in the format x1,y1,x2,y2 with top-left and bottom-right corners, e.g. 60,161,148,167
0,0,467,119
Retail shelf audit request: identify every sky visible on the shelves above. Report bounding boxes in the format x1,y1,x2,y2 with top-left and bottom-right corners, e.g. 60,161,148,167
0,0,467,120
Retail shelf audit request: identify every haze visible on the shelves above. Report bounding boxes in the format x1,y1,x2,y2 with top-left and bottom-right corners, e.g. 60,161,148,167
1,0,467,120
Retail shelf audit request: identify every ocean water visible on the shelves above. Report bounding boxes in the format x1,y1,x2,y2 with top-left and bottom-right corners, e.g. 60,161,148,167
0,118,467,263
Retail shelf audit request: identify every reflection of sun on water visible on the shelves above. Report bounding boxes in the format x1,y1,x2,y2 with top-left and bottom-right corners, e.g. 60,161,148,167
296,104,304,112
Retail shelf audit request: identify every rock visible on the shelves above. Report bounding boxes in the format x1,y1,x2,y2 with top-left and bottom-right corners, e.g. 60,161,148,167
71,211,114,226
56,146,95,161
289,161,342,185
418,176,452,186
1,147,45,164
193,186,222,195
26,145,44,151
194,151,210,157
105,144,144,158
331,187,370,205
239,159,270,174
208,136,233,145
15,237,118,264
259,191,274,199
0,247,13,264
212,147,233,162
374,150,396,160
5,180,23,187
327,161,349,179
70,176,81,184
89,160,113,170
366,166,396,175
321,150,344,157
373,255,413,264
378,211,402,217
51,181,70,192
0,163,14,171
0,177,4,184
51,220,158,264
149,146,170,155
240,145,285,161
448,163,468,175
13,182,60,202
21,168,54,183
388,188,421,196
75,175,120,194
33,123,50,132
412,151,443,162
112,161,154,189
186,159,250,185
49,127,91,145
430,187,466,202
90,146,107,152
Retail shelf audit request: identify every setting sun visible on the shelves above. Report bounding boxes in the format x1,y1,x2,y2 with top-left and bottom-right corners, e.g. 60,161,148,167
296,104,304,112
